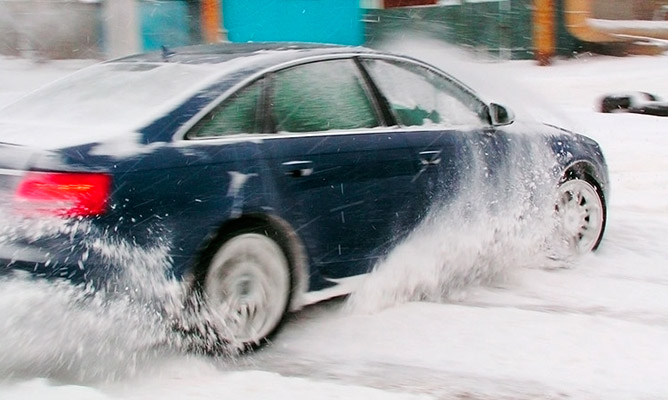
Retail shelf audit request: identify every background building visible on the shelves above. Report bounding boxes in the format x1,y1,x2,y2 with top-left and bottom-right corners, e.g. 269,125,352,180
0,0,666,60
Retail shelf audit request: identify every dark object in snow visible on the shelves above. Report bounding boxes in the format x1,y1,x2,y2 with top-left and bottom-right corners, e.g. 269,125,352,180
161,45,175,61
600,92,668,116
633,101,668,117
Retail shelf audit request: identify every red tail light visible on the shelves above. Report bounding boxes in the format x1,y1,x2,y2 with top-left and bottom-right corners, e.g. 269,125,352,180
15,172,112,217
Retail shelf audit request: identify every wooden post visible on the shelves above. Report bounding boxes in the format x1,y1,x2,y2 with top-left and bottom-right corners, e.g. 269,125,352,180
202,0,222,43
533,0,556,66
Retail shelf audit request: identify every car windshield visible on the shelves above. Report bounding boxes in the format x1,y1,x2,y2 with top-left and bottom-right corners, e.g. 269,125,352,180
0,62,223,129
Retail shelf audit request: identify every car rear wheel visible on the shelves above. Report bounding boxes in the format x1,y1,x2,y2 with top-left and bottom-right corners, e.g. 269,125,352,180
555,178,606,254
202,229,291,350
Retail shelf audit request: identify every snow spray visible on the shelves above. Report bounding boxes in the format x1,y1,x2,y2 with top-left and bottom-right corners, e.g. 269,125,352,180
347,133,572,314
0,214,238,383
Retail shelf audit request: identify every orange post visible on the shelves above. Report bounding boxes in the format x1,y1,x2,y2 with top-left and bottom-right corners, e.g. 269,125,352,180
533,0,556,66
201,0,222,43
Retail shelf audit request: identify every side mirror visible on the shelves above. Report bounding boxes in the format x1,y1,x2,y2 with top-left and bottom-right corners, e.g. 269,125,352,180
488,103,515,126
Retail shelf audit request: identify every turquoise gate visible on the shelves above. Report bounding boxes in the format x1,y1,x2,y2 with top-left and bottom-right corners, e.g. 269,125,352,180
223,0,364,45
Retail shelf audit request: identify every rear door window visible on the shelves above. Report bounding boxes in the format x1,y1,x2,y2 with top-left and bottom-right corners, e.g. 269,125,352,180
270,59,380,133
186,79,263,138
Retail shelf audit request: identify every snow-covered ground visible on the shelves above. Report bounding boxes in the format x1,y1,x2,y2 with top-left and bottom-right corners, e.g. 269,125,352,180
1,45,667,399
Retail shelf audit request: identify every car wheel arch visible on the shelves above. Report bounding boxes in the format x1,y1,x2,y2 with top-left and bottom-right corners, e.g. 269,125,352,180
561,161,605,194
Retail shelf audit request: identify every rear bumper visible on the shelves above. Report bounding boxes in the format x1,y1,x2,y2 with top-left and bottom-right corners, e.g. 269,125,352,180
0,215,180,291
0,214,133,289
0,235,98,284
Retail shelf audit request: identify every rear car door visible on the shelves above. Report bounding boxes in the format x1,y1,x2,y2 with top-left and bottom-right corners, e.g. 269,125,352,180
160,78,268,272
262,58,419,281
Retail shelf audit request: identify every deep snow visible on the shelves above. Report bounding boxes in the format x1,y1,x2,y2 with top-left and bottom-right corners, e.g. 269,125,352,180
1,43,668,399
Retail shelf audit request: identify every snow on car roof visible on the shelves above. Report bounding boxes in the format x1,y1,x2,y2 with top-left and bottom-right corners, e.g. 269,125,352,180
113,42,377,66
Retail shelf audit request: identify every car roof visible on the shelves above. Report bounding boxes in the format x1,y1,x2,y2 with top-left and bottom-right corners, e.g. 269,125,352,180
112,42,380,67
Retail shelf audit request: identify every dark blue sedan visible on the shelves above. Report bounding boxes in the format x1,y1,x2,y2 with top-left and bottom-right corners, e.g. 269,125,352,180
0,43,608,348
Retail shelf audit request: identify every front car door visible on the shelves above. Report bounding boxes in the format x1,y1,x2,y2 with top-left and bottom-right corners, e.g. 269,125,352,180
359,56,493,213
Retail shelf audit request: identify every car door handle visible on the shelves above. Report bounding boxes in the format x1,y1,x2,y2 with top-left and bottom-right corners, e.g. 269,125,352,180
281,160,314,177
418,150,441,166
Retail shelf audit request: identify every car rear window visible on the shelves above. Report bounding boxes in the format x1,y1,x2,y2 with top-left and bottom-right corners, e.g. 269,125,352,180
0,62,223,129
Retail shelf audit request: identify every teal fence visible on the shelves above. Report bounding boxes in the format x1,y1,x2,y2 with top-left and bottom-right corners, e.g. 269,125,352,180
364,0,587,60
365,1,535,60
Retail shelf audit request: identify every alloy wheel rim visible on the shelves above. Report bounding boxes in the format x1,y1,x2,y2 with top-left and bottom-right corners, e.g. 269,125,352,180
204,233,290,345
555,179,604,254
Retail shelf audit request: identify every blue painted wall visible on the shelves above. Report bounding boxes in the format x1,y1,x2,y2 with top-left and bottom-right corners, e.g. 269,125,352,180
223,0,364,45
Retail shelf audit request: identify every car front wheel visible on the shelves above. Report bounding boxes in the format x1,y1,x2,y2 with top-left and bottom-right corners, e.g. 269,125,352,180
555,178,606,254
202,229,291,349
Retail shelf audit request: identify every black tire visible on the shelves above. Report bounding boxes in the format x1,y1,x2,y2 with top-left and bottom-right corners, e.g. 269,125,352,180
190,224,292,352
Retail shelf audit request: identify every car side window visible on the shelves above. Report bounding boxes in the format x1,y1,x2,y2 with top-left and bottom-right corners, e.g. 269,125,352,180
363,59,486,128
270,59,380,133
186,79,263,139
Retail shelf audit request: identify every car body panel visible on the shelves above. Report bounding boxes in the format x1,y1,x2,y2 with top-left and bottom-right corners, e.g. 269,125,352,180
263,129,420,284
